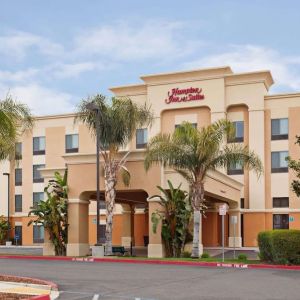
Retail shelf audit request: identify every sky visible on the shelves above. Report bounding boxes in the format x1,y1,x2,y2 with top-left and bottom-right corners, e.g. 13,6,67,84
1,0,300,115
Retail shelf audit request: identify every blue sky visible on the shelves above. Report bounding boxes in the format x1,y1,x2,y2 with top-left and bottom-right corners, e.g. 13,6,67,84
1,0,300,115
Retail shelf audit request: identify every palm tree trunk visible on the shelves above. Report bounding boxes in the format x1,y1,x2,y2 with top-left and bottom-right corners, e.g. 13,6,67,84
104,165,117,256
191,181,204,258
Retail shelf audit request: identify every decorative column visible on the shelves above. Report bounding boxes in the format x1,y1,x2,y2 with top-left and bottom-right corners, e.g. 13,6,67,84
121,204,132,247
67,198,90,256
228,211,242,247
147,196,165,258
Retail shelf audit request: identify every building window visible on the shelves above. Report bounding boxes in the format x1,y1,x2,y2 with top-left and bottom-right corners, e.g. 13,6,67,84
33,225,44,243
227,161,243,175
271,151,288,173
15,142,22,159
136,128,148,149
33,136,45,155
15,168,22,186
240,198,245,209
273,214,289,229
15,195,22,212
33,192,44,208
273,197,289,208
271,118,288,140
100,200,106,209
66,134,79,153
33,164,45,183
228,121,244,143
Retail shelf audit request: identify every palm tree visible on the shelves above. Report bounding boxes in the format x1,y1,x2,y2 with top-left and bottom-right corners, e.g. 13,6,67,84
145,120,263,258
28,171,68,256
76,94,153,255
0,95,33,160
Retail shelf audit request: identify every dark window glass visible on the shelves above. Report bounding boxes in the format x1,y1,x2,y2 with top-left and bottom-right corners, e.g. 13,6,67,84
271,119,288,140
273,197,289,208
33,225,44,243
99,224,106,244
271,151,288,173
33,192,44,208
136,128,148,149
228,121,244,143
33,164,45,183
66,134,79,153
240,198,245,209
14,226,22,245
100,200,106,209
15,195,22,212
227,161,243,175
15,168,22,186
15,142,22,159
273,214,289,229
33,137,45,155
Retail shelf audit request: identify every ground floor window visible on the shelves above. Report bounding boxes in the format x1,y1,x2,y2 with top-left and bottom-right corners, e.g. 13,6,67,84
33,225,44,243
273,214,289,229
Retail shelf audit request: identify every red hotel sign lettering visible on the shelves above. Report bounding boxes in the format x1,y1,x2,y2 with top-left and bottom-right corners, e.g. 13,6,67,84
165,87,205,104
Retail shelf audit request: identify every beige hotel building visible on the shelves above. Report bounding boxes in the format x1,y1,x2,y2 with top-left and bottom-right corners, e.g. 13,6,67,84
0,66,300,257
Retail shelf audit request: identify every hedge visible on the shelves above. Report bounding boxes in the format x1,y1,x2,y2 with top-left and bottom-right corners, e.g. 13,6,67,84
258,230,300,265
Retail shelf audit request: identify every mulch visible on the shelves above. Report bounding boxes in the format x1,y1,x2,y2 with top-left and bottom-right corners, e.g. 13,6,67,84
0,293,32,300
0,275,47,285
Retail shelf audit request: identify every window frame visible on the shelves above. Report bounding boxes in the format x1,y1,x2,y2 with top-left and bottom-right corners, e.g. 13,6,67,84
227,162,244,175
273,214,289,229
33,136,46,155
228,121,244,143
33,164,45,183
15,142,22,159
65,134,79,153
271,151,289,173
15,195,22,213
273,197,289,208
15,168,22,186
33,225,44,244
271,118,288,140
33,192,44,208
136,128,148,149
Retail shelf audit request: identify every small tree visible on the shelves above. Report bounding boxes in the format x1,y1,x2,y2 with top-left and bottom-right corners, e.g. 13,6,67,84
0,216,9,244
28,171,68,256
150,180,192,257
287,136,300,197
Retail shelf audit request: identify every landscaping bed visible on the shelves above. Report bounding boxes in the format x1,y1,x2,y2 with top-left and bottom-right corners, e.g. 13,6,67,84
0,293,32,300
0,275,49,285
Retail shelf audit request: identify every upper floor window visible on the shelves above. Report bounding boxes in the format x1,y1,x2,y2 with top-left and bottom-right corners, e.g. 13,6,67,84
228,121,244,143
33,192,44,208
15,168,22,186
33,164,45,183
15,142,22,159
227,161,243,175
273,214,289,229
66,134,79,153
15,195,22,212
273,197,289,208
100,200,106,209
271,151,288,173
136,128,148,149
33,137,45,155
240,198,245,209
271,118,288,140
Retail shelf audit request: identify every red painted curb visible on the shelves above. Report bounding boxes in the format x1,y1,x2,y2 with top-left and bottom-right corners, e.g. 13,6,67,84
26,295,50,300
1,254,300,271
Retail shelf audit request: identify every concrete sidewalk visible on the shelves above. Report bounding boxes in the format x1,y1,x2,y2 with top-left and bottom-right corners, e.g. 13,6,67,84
0,280,59,299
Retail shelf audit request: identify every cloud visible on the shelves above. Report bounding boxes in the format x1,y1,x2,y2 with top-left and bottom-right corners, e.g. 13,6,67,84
183,45,300,91
73,21,202,62
0,83,75,115
0,31,64,60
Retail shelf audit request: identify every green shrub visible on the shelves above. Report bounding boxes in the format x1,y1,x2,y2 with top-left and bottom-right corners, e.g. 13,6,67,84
257,229,300,265
201,252,210,259
237,254,247,261
181,251,191,258
257,231,273,261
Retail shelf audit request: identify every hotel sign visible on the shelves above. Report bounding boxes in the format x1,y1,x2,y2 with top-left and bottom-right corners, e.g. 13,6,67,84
165,87,205,104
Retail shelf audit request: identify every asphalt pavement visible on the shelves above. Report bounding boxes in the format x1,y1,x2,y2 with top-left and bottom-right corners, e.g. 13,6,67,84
0,258,299,300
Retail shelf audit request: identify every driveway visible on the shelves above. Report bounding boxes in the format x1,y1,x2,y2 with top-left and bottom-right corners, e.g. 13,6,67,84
0,258,299,299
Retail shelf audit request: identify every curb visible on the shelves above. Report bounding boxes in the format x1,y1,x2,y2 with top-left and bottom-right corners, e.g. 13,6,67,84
1,255,300,271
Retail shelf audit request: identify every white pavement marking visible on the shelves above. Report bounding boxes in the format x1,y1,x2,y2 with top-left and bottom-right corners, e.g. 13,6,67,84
92,294,99,300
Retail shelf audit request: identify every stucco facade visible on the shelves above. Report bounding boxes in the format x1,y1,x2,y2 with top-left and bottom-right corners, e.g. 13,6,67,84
1,66,300,257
